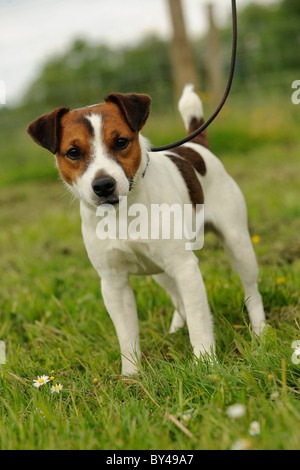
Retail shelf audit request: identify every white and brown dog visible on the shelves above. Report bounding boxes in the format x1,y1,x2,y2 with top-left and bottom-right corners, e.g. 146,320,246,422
27,84,266,375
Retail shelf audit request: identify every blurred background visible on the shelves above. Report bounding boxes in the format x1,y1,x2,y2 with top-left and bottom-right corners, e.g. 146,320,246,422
0,0,300,185
0,0,299,301
1,0,300,184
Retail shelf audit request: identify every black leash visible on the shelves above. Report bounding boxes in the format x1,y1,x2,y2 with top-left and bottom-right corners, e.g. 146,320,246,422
150,0,237,153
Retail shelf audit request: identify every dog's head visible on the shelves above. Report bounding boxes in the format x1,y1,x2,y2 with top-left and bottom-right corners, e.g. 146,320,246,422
27,93,151,207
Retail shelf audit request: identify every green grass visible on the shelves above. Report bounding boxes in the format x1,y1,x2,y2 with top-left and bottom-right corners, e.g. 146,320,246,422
0,94,300,449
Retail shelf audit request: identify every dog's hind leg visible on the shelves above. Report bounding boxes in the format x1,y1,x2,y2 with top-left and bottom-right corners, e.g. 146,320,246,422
152,273,186,333
221,227,266,335
207,185,266,336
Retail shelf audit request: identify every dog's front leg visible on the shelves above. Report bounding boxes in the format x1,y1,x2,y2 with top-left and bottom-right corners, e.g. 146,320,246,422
101,275,140,376
169,254,215,360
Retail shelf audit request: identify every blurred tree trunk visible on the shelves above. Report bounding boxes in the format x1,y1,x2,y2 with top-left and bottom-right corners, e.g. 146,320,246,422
206,3,223,104
167,0,198,101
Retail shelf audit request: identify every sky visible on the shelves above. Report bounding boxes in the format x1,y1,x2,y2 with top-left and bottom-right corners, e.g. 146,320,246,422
0,0,278,106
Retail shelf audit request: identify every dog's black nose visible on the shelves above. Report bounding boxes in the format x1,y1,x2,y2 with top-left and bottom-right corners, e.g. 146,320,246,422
92,176,116,198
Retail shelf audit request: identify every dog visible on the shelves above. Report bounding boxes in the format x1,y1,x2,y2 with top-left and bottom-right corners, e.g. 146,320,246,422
27,84,266,375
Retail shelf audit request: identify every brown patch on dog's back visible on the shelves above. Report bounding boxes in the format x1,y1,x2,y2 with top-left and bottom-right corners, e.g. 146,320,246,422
165,153,204,206
169,145,206,176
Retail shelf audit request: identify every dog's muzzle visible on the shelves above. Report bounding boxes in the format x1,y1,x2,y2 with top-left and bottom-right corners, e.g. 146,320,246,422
92,176,116,199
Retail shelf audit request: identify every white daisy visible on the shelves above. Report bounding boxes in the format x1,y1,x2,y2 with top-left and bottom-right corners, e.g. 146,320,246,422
294,345,300,357
51,383,63,394
181,413,192,424
33,375,50,388
249,421,261,436
231,438,251,450
226,404,246,419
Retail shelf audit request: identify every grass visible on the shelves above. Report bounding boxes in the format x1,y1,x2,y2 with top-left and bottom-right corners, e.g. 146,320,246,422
0,93,300,449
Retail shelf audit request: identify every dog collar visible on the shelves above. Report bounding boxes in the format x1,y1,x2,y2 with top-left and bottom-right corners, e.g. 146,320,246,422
142,153,150,178
129,154,150,192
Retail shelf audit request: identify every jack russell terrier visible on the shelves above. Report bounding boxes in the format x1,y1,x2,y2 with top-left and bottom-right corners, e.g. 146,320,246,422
27,84,266,375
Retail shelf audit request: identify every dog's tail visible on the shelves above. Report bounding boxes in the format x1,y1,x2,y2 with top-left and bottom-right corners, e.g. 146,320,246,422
178,84,210,149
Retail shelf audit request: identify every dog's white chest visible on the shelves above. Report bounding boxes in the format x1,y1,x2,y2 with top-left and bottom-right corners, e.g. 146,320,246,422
80,203,164,276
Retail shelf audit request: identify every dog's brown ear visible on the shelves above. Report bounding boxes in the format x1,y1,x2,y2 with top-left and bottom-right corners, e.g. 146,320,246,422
27,107,69,154
105,93,151,132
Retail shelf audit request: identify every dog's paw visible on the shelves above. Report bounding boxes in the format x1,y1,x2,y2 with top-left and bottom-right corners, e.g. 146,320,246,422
121,364,139,377
252,320,267,337
193,342,216,364
121,355,140,377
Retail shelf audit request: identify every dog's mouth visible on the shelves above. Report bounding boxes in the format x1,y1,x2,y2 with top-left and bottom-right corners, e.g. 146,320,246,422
97,198,119,207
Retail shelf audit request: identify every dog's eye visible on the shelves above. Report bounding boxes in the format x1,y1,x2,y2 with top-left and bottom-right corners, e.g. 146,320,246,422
115,138,129,150
66,147,82,160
